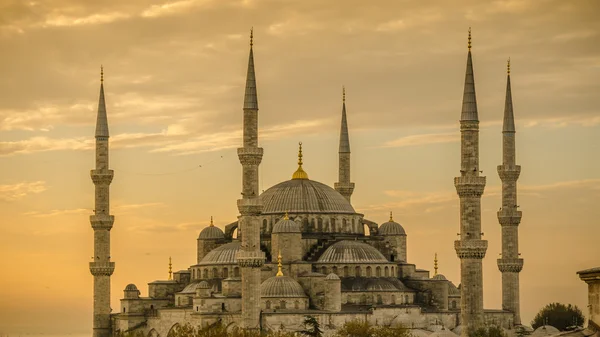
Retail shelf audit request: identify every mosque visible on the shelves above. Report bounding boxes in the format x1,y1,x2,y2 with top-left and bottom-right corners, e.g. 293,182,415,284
88,30,527,337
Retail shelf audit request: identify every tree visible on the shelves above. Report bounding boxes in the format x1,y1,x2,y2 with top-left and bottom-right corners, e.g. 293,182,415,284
468,326,506,337
300,316,323,337
334,319,410,337
531,303,585,331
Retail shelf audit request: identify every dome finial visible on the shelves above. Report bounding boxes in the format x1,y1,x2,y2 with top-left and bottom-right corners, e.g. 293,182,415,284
434,253,438,276
284,211,289,220
389,211,393,222
468,27,472,51
292,142,309,179
210,216,214,227
276,250,284,276
168,256,172,280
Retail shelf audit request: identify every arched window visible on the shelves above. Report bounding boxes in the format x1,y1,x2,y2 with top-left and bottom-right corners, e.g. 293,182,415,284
376,266,381,277
384,266,389,277
234,267,240,277
391,266,395,277
347,295,351,304
405,295,409,304
262,219,268,233
318,218,323,232
377,294,383,304
452,300,457,309
366,266,372,277
212,268,218,278
391,295,396,304
352,219,356,233
280,300,286,309
266,300,271,309
355,266,361,277
343,266,349,277
123,307,126,313
311,218,316,232
321,266,327,275
295,300,300,309
223,268,229,278
203,269,208,278
332,266,338,275
192,269,195,279
196,306,199,312
342,218,347,232
360,294,367,304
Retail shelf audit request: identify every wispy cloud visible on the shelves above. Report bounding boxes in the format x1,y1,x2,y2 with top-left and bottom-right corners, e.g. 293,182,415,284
24,202,166,218
382,132,459,148
141,0,213,18
0,181,47,201
38,12,131,28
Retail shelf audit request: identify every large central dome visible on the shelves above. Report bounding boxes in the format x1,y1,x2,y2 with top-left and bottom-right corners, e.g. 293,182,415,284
260,179,355,215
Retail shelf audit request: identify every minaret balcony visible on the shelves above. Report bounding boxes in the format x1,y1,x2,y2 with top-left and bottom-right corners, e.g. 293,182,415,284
90,261,115,276
236,250,265,268
454,176,486,197
459,120,480,130
90,215,115,230
497,165,521,180
497,258,524,273
90,170,114,185
237,147,263,166
497,210,522,226
237,198,263,215
454,240,487,259
334,182,355,194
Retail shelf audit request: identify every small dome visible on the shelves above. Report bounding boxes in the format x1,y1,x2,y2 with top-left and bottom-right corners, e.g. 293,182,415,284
429,328,458,337
531,326,560,337
449,282,460,295
272,217,301,234
124,284,138,291
378,213,406,235
432,274,447,280
318,240,388,264
325,273,340,280
261,276,307,298
198,242,240,265
365,279,399,292
199,225,224,240
180,282,205,294
198,281,210,289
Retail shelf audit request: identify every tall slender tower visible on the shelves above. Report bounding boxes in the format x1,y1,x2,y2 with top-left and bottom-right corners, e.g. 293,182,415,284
454,29,487,336
236,29,266,330
89,66,115,337
497,59,523,326
334,86,355,202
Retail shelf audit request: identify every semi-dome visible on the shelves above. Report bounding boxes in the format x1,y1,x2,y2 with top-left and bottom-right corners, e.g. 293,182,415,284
365,279,398,291
180,282,205,294
260,179,355,215
198,219,225,240
261,276,307,298
272,216,301,234
378,212,406,235
325,273,340,280
318,240,388,264
199,281,210,288
124,284,138,291
198,242,240,266
432,274,447,280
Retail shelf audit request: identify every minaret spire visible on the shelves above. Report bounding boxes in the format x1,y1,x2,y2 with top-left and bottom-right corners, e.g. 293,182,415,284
497,58,523,325
236,28,265,331
334,86,355,202
276,250,284,276
89,66,115,337
454,29,487,336
168,257,172,280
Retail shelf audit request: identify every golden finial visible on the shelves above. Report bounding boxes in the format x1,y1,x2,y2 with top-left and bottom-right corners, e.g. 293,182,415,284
342,86,346,103
284,211,289,220
250,27,253,47
276,250,284,276
507,58,511,75
100,65,104,83
168,256,172,280
389,211,393,222
210,216,214,227
468,27,472,51
434,253,438,276
292,142,309,179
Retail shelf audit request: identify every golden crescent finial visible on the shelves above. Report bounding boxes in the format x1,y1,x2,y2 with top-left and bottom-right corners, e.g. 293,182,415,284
468,27,472,51
434,253,438,276
507,57,511,75
284,211,289,220
168,256,173,280
389,211,393,222
250,27,253,47
210,216,214,227
100,65,104,83
276,250,283,276
292,142,309,179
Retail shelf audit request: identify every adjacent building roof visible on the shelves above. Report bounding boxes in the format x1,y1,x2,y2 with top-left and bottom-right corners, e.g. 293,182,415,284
261,275,307,298
318,240,388,264
260,179,355,214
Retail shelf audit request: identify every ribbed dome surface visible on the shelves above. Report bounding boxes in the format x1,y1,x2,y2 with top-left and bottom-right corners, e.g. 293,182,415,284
261,276,307,298
260,179,355,214
365,278,398,291
180,282,205,294
198,242,240,265
198,226,224,240
378,221,406,235
318,240,387,263
325,273,340,280
449,282,460,295
432,274,447,280
272,218,301,234
125,284,138,291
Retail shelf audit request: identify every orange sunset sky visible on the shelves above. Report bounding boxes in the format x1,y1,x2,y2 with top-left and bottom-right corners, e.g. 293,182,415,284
0,0,599,335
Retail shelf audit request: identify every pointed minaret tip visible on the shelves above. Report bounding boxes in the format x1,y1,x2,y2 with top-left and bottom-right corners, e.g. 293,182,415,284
503,57,516,133
468,27,472,51
461,28,479,121
243,28,258,111
95,65,109,138
434,253,438,276
339,86,350,153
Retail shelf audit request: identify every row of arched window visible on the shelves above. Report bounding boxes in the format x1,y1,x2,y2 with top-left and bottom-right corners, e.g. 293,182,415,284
317,265,396,278
191,266,240,280
262,215,366,235
346,293,412,305
264,299,303,310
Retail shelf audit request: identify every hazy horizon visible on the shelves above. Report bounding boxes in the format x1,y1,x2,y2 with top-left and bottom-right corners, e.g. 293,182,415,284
0,0,599,335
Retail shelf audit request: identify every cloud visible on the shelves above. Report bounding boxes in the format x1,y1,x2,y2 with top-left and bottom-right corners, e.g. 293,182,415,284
382,132,459,148
24,202,165,218
0,181,47,201
140,0,213,18
0,136,92,156
38,11,131,27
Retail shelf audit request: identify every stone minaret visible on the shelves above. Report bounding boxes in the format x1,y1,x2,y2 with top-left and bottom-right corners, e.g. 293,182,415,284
497,59,524,326
89,66,115,337
236,29,266,330
334,87,355,202
454,29,487,336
